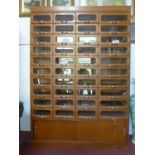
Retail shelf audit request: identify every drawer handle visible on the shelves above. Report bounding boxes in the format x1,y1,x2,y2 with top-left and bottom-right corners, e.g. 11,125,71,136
61,96,67,98
109,85,119,88
110,21,120,24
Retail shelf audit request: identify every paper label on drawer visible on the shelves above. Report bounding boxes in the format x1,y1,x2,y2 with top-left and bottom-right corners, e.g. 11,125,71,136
112,39,120,44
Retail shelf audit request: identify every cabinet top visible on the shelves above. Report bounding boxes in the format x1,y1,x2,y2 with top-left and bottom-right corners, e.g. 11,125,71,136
31,6,131,13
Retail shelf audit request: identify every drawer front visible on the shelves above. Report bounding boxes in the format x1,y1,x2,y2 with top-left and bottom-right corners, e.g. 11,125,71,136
76,56,98,67
32,98,52,108
77,67,98,77
76,46,98,56
76,35,98,45
54,67,75,76
32,67,52,76
31,24,53,35
53,46,75,56
54,13,75,23
31,13,53,24
54,35,75,45
54,56,75,67
31,45,52,56
76,12,98,23
32,56,52,66
31,35,53,45
54,24,75,34
32,77,52,87
76,24,98,34
99,46,129,56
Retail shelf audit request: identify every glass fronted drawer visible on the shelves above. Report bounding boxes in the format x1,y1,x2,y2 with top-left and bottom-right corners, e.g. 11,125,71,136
76,78,98,87
32,67,51,76
99,46,129,56
31,24,53,35
99,57,129,67
54,56,74,67
77,67,98,77
100,68,129,77
31,14,52,23
100,35,129,45
77,99,97,110
32,56,51,66
99,25,129,34
99,99,128,109
54,24,75,34
54,88,74,98
32,77,52,86
54,13,75,23
54,46,75,56
76,13,98,23
99,78,129,88
55,110,74,120
77,88,98,98
99,110,128,119
54,67,74,76
76,57,98,67
76,46,98,56
31,35,52,45
54,99,74,109
54,35,75,45
76,35,98,45
100,14,129,24
32,87,52,97
99,89,128,99
32,46,51,56
76,24,98,34
53,77,74,88
32,98,52,108
32,109,52,119
77,110,97,120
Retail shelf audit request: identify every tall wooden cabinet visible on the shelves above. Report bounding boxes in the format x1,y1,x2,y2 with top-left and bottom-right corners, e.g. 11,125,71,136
30,6,130,147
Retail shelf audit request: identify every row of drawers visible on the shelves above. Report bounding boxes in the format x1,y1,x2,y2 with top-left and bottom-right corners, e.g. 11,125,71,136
31,13,130,24
31,24,130,35
31,34,130,45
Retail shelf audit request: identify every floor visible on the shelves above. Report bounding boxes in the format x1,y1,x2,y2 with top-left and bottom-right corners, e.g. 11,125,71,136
20,132,135,155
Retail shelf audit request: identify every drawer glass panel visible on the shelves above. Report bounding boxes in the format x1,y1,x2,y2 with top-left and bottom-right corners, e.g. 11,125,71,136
33,57,51,65
77,58,96,65
55,89,74,95
100,26,128,33
78,100,96,107
100,58,127,65
78,89,96,96
33,26,51,34
100,90,128,96
33,15,51,23
55,68,73,76
55,100,73,106
77,68,96,76
77,79,96,87
100,100,127,107
33,36,51,43
100,79,127,86
33,99,51,106
100,69,128,76
100,111,127,117
78,14,97,22
55,57,74,65
33,47,51,54
101,15,128,23
77,47,96,55
33,68,51,75
55,14,74,23
33,88,51,95
78,36,97,43
78,25,97,33
56,36,74,44
33,110,51,117
55,110,73,116
55,25,74,33
55,47,74,55
55,78,74,86
100,47,128,55
33,78,51,86
101,36,128,44
78,111,96,117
